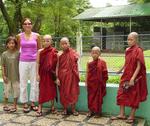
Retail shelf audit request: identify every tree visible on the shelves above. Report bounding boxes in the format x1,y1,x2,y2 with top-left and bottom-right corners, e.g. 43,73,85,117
0,0,44,35
40,0,91,36
0,0,91,37
128,0,150,3
0,0,21,34
127,0,150,33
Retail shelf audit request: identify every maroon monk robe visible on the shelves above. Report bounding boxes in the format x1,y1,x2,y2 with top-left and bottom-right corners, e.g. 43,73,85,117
87,59,108,113
58,48,80,108
39,46,58,104
117,44,148,108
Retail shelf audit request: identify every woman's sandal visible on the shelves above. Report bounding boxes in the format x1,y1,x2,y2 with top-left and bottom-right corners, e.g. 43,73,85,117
126,118,135,124
111,115,127,120
3,106,10,111
23,106,30,113
36,111,42,117
30,105,38,111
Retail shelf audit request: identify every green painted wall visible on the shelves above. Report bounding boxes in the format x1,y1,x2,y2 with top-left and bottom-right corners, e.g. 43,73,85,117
0,73,149,121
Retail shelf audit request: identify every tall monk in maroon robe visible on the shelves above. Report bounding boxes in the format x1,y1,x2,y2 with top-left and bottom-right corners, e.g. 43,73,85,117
112,32,148,124
86,46,108,117
36,35,58,117
58,37,79,115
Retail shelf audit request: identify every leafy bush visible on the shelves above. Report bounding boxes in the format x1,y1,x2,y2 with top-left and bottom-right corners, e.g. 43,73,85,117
80,74,120,84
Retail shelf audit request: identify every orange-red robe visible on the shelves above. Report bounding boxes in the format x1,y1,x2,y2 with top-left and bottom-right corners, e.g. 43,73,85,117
117,45,148,108
39,46,58,104
87,59,108,113
58,48,80,108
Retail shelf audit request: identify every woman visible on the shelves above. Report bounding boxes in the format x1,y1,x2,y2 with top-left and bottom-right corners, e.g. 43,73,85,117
16,18,41,113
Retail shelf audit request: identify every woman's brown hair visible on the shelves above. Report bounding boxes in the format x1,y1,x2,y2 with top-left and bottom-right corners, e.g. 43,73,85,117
22,18,32,25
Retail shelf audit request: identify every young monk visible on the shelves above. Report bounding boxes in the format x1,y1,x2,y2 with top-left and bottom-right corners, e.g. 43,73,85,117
57,37,80,116
111,32,148,124
86,46,108,117
36,35,58,117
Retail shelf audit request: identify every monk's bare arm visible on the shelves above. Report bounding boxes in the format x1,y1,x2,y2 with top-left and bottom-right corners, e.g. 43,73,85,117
116,49,129,74
116,65,124,74
129,61,141,86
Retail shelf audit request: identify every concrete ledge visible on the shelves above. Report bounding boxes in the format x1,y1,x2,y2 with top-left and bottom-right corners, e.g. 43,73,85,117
0,73,150,122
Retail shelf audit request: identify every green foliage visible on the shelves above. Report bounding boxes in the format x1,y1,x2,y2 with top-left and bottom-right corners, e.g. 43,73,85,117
128,0,150,3
0,0,93,37
39,0,93,36
108,76,120,84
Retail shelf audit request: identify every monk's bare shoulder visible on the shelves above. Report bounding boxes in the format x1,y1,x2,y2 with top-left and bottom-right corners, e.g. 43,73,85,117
137,47,143,52
39,48,44,51
126,47,130,51
87,58,93,64
38,48,44,54
73,49,78,53
99,57,106,62
58,51,63,56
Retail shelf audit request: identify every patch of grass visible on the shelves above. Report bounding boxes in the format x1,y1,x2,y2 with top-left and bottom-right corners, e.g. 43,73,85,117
80,55,125,71
79,50,150,83
80,52,150,71
144,50,150,56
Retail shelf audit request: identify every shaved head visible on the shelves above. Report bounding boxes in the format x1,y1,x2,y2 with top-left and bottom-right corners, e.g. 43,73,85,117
43,34,52,40
91,46,101,60
60,37,70,50
128,32,139,41
60,37,69,43
92,46,101,53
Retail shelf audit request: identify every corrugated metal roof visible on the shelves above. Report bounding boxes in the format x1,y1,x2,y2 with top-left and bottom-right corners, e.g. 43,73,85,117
73,3,150,20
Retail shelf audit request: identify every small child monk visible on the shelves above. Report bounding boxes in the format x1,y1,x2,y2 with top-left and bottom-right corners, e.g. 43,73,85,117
86,46,108,117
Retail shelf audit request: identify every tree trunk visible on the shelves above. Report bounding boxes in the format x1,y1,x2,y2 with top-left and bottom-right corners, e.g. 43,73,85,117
0,0,15,35
0,0,23,35
13,0,23,34
32,16,42,33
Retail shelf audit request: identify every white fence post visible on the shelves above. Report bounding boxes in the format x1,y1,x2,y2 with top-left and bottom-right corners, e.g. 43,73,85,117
76,31,83,71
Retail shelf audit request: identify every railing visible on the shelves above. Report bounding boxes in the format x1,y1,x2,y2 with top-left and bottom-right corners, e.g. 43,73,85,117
0,34,150,73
